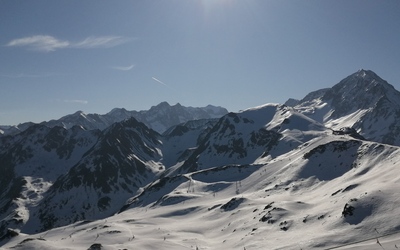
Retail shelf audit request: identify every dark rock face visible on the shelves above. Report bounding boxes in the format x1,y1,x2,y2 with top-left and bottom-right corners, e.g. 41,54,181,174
87,243,102,250
30,118,163,232
0,124,99,239
332,127,365,140
173,109,284,175
342,203,355,217
341,197,375,225
322,70,396,118
220,197,246,211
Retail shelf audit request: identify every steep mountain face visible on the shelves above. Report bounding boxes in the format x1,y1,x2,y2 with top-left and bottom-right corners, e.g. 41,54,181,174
161,118,219,168
0,102,228,137
24,118,163,233
167,104,327,176
293,69,400,146
0,124,99,240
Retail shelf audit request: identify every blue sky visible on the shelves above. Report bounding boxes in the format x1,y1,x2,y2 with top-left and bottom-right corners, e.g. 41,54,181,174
1,0,400,125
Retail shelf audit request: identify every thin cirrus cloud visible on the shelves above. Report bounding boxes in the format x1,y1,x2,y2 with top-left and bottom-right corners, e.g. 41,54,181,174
112,64,135,71
72,36,131,49
152,77,168,86
6,35,131,52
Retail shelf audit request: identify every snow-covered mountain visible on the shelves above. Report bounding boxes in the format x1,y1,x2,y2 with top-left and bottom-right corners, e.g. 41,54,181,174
166,103,327,177
161,118,220,168
0,124,100,239
132,102,228,133
119,135,400,249
25,118,163,233
0,123,35,137
2,69,400,249
290,69,400,145
0,102,228,136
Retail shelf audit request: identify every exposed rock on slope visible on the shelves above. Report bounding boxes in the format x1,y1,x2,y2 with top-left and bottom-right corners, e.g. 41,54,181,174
294,69,400,145
25,118,163,233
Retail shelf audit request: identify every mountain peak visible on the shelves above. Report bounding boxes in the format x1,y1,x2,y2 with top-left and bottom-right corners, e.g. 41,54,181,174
353,69,385,82
330,69,395,97
173,102,183,108
157,101,171,108
292,70,391,109
356,68,369,76
108,107,128,114
106,108,130,119
315,70,400,119
291,69,400,145
72,110,85,116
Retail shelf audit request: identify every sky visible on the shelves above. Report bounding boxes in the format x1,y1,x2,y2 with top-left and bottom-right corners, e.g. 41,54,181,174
1,0,400,125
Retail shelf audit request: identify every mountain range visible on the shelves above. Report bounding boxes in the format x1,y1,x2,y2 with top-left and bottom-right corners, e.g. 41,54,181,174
0,102,228,136
2,69,400,249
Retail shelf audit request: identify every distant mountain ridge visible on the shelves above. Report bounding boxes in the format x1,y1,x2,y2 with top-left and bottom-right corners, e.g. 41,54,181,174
0,102,228,136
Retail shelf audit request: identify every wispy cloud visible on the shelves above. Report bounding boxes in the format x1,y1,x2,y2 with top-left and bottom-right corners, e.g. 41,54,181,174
6,35,131,52
152,77,168,86
63,99,89,104
72,36,130,49
6,35,69,52
112,64,135,71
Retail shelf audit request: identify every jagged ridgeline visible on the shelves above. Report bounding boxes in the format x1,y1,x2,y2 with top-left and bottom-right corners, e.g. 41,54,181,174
2,70,400,249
